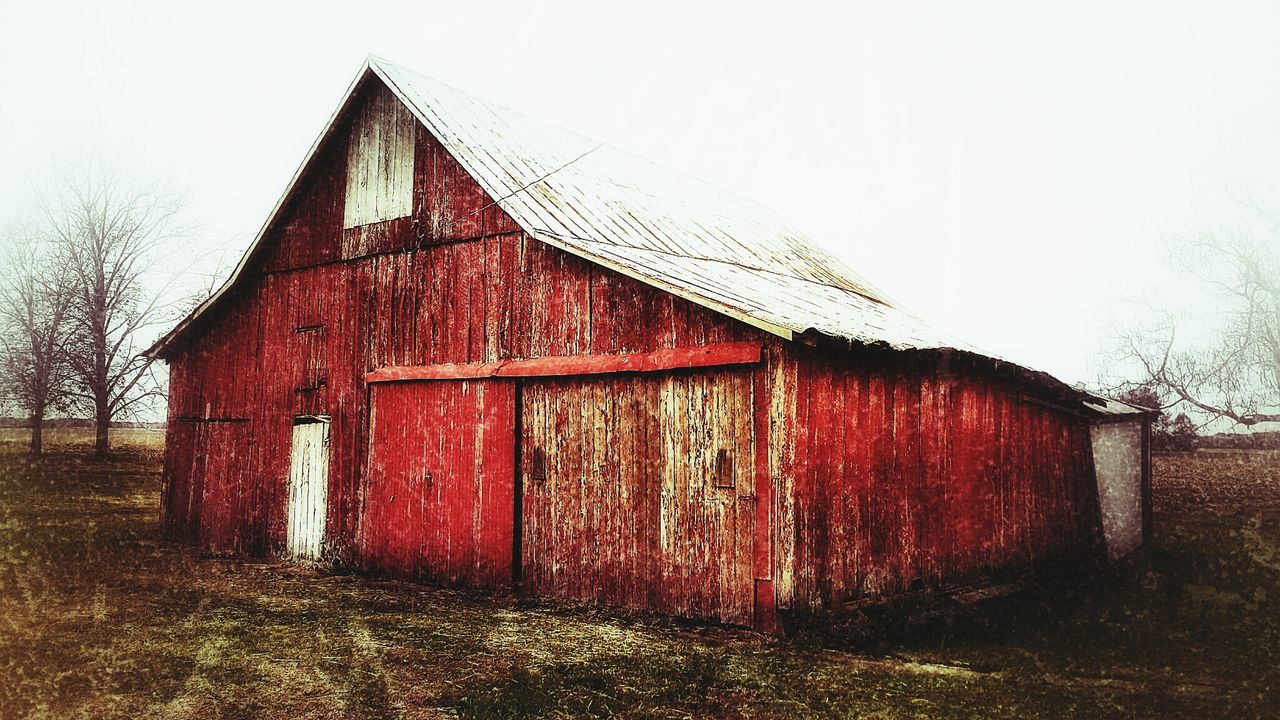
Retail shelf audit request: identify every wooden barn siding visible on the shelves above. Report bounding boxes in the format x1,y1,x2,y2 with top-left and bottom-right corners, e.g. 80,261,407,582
768,344,1105,612
361,379,515,588
163,234,757,560
343,85,415,229
519,369,757,625
159,415,199,542
160,85,762,570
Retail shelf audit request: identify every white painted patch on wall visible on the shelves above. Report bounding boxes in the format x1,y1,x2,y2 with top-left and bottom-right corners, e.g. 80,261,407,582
287,418,331,561
1090,421,1143,560
343,84,415,229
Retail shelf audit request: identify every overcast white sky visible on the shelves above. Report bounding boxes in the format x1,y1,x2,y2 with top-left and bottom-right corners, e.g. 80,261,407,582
3,0,1279,387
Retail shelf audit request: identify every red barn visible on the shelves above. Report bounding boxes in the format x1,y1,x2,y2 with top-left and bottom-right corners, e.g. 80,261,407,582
149,57,1152,630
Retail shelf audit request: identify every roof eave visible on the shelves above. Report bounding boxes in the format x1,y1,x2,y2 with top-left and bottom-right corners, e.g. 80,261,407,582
147,58,382,359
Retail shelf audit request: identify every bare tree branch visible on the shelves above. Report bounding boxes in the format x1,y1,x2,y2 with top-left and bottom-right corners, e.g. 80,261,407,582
0,218,76,455
39,161,190,457
1107,223,1280,428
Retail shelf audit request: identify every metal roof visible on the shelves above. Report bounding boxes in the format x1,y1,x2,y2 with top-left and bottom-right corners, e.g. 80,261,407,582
151,57,979,356
373,57,972,350
1082,394,1160,417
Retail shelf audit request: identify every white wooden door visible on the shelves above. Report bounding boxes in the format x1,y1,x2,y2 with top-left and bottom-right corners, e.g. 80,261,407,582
287,418,330,560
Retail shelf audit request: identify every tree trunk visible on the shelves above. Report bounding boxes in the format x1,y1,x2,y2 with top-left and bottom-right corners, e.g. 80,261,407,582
94,400,110,458
29,408,43,457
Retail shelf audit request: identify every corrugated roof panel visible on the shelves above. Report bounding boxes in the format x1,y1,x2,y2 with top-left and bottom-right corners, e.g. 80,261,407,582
370,58,962,348
1084,396,1158,416
535,233,975,351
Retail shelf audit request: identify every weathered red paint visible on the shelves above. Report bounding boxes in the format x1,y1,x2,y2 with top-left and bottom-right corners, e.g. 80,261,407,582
363,341,762,383
751,358,777,633
159,77,1107,629
519,370,757,624
362,379,514,588
766,345,1103,610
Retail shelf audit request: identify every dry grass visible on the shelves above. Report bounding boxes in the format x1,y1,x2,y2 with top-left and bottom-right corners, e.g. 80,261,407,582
0,426,165,452
0,431,1277,718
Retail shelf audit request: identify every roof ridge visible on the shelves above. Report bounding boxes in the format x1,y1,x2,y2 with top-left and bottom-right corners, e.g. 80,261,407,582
370,57,895,306
369,58,818,230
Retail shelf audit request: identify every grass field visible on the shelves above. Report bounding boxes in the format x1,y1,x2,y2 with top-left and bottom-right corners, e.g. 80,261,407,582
0,428,1277,718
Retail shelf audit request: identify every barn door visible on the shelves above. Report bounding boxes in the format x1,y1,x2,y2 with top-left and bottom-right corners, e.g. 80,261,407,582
287,416,330,561
361,380,515,588
519,369,757,625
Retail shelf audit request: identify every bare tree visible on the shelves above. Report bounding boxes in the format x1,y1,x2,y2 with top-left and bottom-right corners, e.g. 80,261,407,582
0,222,75,455
1112,230,1279,427
179,248,233,317
41,164,187,457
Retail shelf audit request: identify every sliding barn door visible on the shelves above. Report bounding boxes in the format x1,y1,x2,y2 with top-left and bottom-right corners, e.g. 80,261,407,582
361,380,515,588
287,418,331,561
520,369,757,625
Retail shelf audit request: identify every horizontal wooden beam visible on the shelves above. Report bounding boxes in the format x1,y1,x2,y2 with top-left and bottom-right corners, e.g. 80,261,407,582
365,341,762,384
